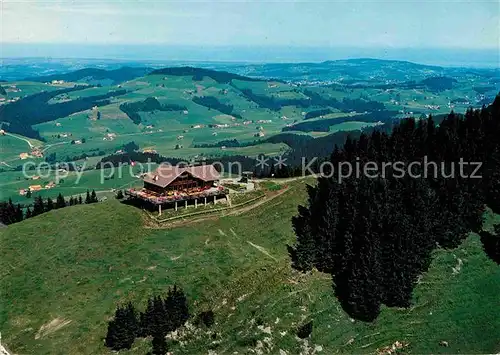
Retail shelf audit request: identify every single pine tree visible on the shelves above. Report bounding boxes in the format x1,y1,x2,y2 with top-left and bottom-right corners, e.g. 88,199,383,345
151,333,168,355
32,196,45,216
15,204,23,222
56,193,66,208
139,297,155,337
104,303,138,351
164,285,189,331
296,321,313,339
91,190,98,203
46,197,54,212
25,207,32,219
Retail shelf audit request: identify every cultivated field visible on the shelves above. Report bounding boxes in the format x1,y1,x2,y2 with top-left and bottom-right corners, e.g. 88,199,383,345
1,61,497,202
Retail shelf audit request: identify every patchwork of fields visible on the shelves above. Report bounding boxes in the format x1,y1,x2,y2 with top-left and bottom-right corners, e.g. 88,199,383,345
0,60,498,202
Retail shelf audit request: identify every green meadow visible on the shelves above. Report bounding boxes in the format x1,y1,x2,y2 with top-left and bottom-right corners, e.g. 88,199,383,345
0,180,499,354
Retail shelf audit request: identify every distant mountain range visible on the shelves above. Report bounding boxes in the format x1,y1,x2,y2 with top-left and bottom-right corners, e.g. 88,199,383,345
1,57,498,83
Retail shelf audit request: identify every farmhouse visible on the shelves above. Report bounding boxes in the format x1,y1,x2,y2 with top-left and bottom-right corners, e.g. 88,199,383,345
142,148,157,154
45,181,56,189
31,148,44,158
125,164,227,215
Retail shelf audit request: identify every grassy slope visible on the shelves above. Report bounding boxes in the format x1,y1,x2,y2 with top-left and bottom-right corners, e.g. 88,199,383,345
1,182,499,355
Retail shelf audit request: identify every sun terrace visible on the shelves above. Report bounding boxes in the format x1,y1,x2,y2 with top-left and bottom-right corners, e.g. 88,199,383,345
124,164,228,214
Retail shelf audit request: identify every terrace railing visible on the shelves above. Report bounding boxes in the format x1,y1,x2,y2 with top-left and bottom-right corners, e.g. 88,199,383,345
125,187,228,205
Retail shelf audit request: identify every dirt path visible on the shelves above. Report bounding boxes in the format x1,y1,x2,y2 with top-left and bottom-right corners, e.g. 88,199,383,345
0,132,38,165
4,132,34,149
41,140,71,153
225,188,289,216
247,241,278,261
0,344,11,355
0,333,12,355
254,174,317,184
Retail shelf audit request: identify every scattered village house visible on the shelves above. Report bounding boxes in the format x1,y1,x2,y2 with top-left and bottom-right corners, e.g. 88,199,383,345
45,181,56,189
142,148,157,154
31,148,44,158
125,164,227,215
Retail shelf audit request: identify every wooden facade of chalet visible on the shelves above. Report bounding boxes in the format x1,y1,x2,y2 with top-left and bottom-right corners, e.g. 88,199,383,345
144,171,214,194
125,164,226,215
143,164,220,194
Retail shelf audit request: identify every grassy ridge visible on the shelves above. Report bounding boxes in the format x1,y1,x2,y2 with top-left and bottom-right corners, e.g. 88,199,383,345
0,180,499,354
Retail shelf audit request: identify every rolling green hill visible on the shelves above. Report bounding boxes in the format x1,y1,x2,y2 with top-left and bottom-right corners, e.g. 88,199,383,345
1,180,499,354
0,63,497,203
25,67,153,86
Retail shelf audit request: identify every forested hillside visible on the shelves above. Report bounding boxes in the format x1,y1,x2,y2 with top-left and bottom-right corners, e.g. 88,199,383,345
290,96,500,321
26,67,152,85
0,86,127,139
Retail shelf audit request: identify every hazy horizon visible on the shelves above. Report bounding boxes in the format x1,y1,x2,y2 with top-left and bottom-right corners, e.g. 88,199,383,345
2,0,498,68
1,44,499,68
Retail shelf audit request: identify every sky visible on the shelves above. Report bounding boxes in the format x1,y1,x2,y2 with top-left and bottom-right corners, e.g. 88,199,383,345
1,0,498,48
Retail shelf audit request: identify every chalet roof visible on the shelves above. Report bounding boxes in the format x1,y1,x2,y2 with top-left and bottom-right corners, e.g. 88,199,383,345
143,164,220,188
